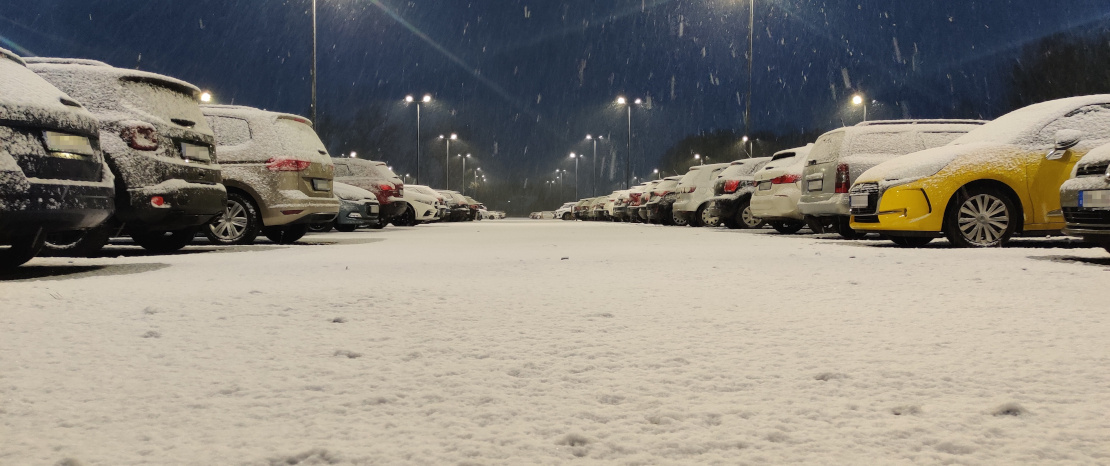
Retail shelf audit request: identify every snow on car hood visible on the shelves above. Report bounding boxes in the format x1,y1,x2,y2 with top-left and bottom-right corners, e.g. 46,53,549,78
0,49,98,136
856,142,997,185
1072,141,1110,170
333,181,376,201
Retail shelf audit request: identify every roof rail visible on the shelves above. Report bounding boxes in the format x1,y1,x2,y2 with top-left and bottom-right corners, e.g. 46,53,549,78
855,119,987,126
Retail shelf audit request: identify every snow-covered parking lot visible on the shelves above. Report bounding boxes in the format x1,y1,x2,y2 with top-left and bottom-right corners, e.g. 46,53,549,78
2,219,1109,465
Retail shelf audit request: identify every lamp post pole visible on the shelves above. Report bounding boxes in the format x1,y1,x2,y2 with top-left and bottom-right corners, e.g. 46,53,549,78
439,133,457,189
405,95,432,184
570,153,579,200
745,0,754,140
625,104,632,190
311,0,318,127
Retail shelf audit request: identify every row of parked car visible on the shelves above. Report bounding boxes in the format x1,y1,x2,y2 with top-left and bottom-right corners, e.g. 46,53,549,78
551,94,1110,253
0,48,499,268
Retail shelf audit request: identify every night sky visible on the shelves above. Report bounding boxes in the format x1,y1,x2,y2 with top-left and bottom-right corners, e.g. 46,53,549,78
3,0,1110,204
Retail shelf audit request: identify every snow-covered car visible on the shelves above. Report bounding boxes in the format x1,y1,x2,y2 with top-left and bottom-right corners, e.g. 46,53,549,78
202,105,339,244
462,196,483,220
1061,141,1110,252
609,190,633,221
623,182,654,223
587,196,608,220
29,57,226,255
851,95,1110,248
404,184,448,224
437,190,471,222
554,201,576,220
333,158,405,227
799,119,985,238
573,198,593,220
705,157,772,228
0,48,115,268
308,181,378,233
672,163,730,226
750,145,813,234
644,176,682,224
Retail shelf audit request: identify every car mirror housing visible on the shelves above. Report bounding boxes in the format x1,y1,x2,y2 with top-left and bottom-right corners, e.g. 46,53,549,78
1047,129,1083,160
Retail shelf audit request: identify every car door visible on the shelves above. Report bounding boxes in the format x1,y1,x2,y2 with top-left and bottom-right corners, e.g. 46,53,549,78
1025,104,1110,227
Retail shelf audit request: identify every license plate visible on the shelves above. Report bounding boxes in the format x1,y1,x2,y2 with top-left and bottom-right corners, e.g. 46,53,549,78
369,203,379,213
807,179,823,192
180,142,212,163
1079,190,1110,208
850,194,870,208
758,181,772,191
312,178,331,191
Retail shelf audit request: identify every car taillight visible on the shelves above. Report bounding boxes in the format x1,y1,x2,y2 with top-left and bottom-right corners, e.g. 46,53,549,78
835,163,850,193
771,174,800,184
120,125,159,151
723,180,740,193
266,158,311,171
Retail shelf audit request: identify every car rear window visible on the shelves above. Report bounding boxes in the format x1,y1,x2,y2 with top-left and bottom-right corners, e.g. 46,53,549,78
207,116,251,146
849,131,922,156
121,80,211,133
275,118,327,154
808,131,845,163
370,163,401,181
918,131,967,149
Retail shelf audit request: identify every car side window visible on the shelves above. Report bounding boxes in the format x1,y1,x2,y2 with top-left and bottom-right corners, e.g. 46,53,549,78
1037,104,1110,144
207,116,251,146
334,164,353,177
849,132,917,155
919,132,966,149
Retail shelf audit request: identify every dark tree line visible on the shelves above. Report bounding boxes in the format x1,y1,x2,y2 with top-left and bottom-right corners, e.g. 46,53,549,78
1009,28,1110,109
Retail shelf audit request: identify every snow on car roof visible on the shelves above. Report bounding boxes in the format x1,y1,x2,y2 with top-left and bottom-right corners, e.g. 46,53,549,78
0,48,98,135
26,57,201,98
201,104,313,127
1073,141,1110,168
333,181,376,200
952,94,1110,145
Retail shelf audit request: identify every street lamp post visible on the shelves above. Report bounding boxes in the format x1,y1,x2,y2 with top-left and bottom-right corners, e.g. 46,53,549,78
616,97,642,190
653,168,660,180
311,0,317,126
404,94,432,184
585,135,604,196
852,94,867,122
746,0,754,140
569,153,580,199
457,153,471,194
438,133,457,189
694,153,703,165
742,135,752,157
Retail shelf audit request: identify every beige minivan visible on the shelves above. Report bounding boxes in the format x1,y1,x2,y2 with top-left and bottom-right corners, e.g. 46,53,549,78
202,105,338,244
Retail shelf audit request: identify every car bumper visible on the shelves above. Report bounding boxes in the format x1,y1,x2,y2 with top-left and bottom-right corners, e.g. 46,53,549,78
121,179,227,231
266,194,340,226
849,186,943,233
751,189,802,221
0,178,115,238
337,200,379,227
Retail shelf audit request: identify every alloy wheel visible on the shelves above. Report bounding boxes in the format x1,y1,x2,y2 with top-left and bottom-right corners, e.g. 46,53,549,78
956,194,1010,246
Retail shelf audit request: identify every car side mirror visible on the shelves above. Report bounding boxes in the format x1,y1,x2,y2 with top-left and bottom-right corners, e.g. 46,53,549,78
1047,129,1083,160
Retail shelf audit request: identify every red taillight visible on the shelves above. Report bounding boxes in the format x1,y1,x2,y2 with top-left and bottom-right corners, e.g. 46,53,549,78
150,196,167,208
120,125,159,151
723,180,740,193
266,158,311,171
835,163,850,193
771,174,800,184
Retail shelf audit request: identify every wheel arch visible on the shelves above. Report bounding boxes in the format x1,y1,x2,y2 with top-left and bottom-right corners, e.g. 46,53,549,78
943,179,1026,234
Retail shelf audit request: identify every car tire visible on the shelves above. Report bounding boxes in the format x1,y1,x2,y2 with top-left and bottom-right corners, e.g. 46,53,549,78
206,192,261,245
42,223,114,257
335,224,357,232
394,206,416,227
697,205,721,227
263,224,308,244
0,232,45,268
889,236,934,248
835,216,867,239
307,222,334,233
130,227,199,253
735,198,764,229
943,186,1016,248
368,219,386,230
671,210,688,226
770,221,805,234
562,212,572,220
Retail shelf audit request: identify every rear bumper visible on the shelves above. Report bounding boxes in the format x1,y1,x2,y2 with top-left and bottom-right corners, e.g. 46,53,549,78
337,200,379,227
265,195,340,226
798,193,850,216
121,180,227,231
0,178,115,238
751,192,802,220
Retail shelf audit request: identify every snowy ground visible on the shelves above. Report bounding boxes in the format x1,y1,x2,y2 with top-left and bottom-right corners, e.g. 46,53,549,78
2,219,1109,465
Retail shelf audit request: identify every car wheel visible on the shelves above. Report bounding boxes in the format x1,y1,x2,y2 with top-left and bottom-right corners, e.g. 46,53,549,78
206,192,261,245
770,221,805,234
835,216,867,239
307,222,334,233
394,206,416,227
263,224,308,244
671,210,688,226
697,205,721,227
889,236,934,248
0,232,45,268
335,224,357,232
130,227,199,253
943,187,1016,248
368,219,386,229
735,199,764,229
42,223,114,257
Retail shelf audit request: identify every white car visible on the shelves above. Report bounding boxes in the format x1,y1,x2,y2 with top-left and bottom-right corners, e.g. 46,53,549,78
398,184,446,225
705,157,773,228
671,163,731,226
751,145,813,233
554,201,577,220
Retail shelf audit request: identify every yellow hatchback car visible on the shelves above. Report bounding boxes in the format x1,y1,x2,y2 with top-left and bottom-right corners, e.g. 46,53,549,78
848,95,1110,247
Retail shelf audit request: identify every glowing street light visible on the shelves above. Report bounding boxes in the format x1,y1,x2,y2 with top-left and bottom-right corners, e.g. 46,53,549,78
349,151,358,158
851,94,868,121
694,153,703,165
199,91,212,103
438,133,458,189
569,152,581,199
404,94,433,183
615,97,644,190
457,153,472,194
585,134,605,196
653,168,660,179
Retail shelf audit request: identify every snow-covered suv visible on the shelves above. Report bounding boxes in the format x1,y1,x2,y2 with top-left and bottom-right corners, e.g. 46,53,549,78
29,58,226,255
706,157,772,228
202,105,339,244
333,158,405,228
750,146,812,233
798,119,984,238
0,48,114,267
672,162,730,226
554,201,576,220
396,184,444,225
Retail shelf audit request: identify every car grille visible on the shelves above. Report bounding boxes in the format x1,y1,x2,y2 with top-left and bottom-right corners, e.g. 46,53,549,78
848,182,880,216
1063,207,1110,226
1076,162,1110,177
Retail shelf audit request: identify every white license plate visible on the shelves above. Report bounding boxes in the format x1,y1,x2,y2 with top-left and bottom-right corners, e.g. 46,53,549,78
807,179,823,192
369,204,379,213
312,179,331,191
758,181,772,191
180,143,212,162
1079,190,1110,208
850,194,870,208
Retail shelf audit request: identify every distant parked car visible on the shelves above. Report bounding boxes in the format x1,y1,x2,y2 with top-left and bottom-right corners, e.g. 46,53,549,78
202,105,338,244
29,58,227,255
799,119,984,238
634,180,663,222
309,182,378,233
610,190,633,221
1060,141,1110,253
706,157,772,228
587,196,608,220
645,176,682,224
750,145,812,234
395,184,443,226
438,190,471,222
0,48,114,267
625,182,654,223
573,198,592,220
851,96,1110,247
672,163,731,226
332,158,405,228
554,201,576,220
